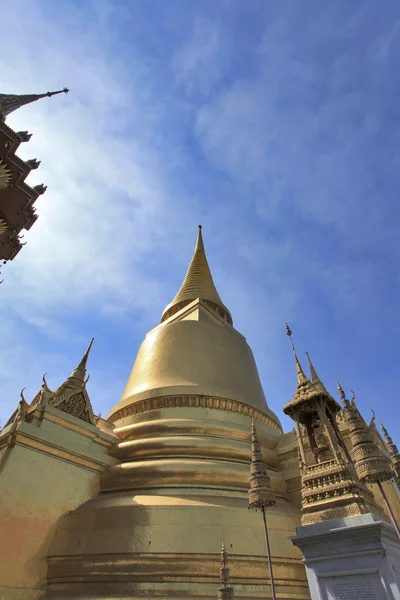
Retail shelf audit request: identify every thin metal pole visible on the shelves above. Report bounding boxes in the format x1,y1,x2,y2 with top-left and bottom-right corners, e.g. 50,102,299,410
378,480,400,539
261,506,277,600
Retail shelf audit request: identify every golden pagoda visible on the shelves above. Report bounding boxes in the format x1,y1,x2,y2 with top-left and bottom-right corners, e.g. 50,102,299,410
40,226,309,599
2,227,399,599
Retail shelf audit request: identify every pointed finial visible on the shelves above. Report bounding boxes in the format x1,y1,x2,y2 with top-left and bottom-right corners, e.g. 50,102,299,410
380,421,389,439
248,420,277,509
286,324,308,384
83,337,94,362
20,387,26,402
350,390,356,406
218,536,233,599
195,224,205,252
0,88,69,120
161,225,231,323
305,352,320,383
336,379,345,400
70,338,94,381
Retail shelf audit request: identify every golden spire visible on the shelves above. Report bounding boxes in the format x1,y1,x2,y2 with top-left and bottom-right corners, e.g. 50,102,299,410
0,88,69,120
70,338,94,381
285,324,308,384
161,226,231,323
381,421,390,441
305,352,329,395
54,338,94,397
218,538,233,599
248,420,277,509
336,379,345,400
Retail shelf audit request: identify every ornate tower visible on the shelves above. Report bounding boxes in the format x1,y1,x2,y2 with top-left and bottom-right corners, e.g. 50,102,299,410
283,327,378,525
218,539,234,600
0,88,68,268
380,422,400,482
43,227,309,600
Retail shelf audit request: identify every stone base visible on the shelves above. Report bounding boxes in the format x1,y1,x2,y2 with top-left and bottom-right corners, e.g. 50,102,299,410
291,513,400,600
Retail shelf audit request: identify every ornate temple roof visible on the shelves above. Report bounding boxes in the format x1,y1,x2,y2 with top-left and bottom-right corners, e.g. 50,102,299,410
0,88,68,267
283,325,339,416
161,226,232,324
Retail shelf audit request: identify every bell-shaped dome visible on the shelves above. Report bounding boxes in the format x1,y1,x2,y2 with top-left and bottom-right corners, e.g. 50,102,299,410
108,227,279,426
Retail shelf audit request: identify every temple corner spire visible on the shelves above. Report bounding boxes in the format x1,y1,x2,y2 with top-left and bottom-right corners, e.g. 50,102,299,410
285,324,308,385
0,87,69,121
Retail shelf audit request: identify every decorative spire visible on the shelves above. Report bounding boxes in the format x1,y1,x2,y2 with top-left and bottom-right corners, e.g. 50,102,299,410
286,324,308,385
0,88,69,120
161,226,231,323
218,538,234,600
305,351,330,395
248,421,277,509
69,338,94,382
54,338,94,399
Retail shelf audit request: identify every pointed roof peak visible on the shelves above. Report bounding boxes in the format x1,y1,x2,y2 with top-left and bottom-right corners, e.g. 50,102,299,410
161,226,232,324
70,338,94,381
196,224,205,251
54,339,94,398
380,421,390,439
0,88,69,120
286,324,309,385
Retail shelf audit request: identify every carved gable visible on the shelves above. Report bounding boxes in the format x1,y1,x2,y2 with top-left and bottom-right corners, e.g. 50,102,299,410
54,388,96,425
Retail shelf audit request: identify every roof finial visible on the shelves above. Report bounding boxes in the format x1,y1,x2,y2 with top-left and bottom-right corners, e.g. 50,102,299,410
70,338,94,381
336,379,345,399
20,387,26,402
161,226,231,323
380,421,390,439
305,352,320,383
0,88,69,120
286,324,308,384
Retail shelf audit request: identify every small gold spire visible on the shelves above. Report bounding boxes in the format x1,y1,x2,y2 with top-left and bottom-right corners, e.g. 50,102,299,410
20,387,26,403
161,226,231,323
286,324,308,384
248,420,277,509
218,536,233,600
336,379,345,400
305,352,319,384
380,421,390,439
54,339,94,399
70,338,94,381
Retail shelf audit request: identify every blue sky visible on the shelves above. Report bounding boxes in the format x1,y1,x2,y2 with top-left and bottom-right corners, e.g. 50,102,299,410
1,0,399,439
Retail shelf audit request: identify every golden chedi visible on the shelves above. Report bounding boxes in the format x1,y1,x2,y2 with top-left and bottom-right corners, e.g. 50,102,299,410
43,227,309,599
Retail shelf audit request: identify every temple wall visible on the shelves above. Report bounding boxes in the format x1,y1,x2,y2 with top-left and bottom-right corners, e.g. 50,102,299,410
0,406,117,600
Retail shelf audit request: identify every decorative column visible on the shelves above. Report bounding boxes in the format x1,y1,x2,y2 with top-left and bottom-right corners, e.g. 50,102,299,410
217,539,234,600
248,421,277,600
